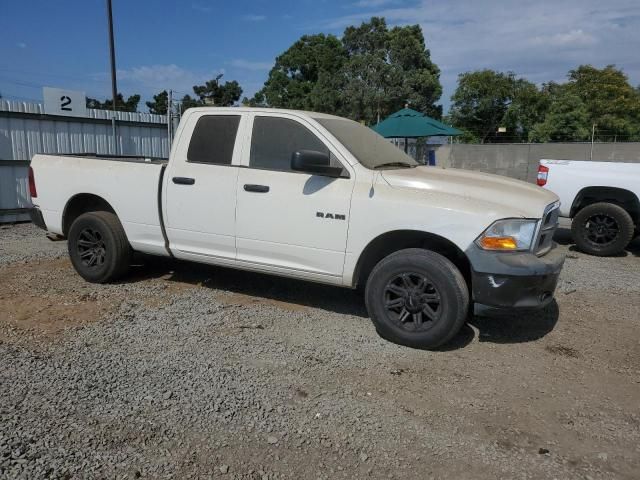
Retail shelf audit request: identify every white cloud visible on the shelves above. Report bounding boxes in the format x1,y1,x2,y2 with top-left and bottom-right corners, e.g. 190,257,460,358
230,59,273,71
17,42,27,49
243,14,266,22
320,0,640,110
92,64,225,96
531,29,597,47
351,0,399,7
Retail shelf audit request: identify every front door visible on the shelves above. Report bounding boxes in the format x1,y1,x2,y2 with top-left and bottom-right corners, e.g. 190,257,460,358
164,113,245,261
235,114,353,281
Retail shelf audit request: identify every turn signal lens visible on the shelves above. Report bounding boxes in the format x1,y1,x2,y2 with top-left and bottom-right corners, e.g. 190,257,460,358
479,236,518,250
476,219,538,251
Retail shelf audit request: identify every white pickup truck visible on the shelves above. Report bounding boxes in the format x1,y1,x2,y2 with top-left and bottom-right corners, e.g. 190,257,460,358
538,159,640,256
29,107,564,349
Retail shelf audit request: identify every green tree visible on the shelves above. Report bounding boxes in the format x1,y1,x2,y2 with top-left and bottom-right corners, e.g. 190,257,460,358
179,94,202,111
146,90,168,115
449,64,640,144
503,79,550,141
193,79,243,106
252,17,442,124
252,34,346,112
564,65,640,141
242,91,267,107
387,23,441,118
529,86,591,142
86,93,141,112
340,18,442,123
449,70,517,143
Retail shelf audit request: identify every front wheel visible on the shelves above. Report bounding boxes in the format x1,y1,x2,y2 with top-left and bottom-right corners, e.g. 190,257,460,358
68,211,131,283
571,202,634,256
365,248,469,349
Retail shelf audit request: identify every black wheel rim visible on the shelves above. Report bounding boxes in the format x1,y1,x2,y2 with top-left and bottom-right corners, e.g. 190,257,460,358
585,214,619,246
77,228,106,267
384,272,441,332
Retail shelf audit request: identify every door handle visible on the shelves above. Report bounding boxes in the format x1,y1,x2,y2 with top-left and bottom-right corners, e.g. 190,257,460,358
244,184,270,193
172,177,195,185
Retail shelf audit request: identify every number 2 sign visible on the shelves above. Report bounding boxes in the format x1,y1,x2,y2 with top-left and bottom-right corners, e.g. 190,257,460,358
60,96,72,111
43,87,87,117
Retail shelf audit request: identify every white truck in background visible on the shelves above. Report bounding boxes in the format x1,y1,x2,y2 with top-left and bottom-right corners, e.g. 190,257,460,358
28,107,564,349
538,159,640,256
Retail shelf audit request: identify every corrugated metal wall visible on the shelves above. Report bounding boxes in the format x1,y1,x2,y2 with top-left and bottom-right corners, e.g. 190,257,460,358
0,100,169,222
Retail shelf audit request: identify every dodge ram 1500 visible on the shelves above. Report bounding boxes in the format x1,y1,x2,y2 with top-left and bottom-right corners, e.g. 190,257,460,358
29,108,565,348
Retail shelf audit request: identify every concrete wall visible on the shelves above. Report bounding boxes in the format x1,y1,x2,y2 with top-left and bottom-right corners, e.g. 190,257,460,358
436,142,640,183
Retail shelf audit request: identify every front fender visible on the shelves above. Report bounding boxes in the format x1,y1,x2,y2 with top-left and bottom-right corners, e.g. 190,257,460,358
342,181,509,286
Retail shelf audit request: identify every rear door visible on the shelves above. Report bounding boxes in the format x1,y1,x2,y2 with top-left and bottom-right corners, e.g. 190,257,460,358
164,112,246,261
235,113,354,281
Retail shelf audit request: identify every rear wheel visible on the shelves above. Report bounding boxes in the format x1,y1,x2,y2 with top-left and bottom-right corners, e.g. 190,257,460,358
68,211,131,283
572,202,634,256
365,248,469,349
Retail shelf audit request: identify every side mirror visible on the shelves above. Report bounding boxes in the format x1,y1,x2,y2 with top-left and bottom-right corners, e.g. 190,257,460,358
291,150,343,177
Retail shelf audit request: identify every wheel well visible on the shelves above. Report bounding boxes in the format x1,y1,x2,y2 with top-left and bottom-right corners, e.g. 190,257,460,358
571,186,640,223
353,230,471,290
62,194,116,236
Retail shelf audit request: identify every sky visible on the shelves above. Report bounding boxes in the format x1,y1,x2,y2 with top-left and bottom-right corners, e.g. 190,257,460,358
1,0,639,113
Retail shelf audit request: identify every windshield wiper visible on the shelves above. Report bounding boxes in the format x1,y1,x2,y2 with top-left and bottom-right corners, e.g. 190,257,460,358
373,162,417,169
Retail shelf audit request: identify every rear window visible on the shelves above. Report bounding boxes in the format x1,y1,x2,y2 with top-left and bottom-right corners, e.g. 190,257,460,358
187,115,241,165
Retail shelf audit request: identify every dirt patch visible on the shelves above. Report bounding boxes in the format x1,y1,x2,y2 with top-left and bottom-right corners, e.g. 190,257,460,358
0,257,196,341
0,258,103,337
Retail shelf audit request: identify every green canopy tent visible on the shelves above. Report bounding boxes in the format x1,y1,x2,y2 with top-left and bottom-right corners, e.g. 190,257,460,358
372,107,462,155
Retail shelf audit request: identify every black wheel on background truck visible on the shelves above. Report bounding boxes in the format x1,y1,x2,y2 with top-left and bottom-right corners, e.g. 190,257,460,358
365,248,469,349
68,211,131,283
571,202,635,257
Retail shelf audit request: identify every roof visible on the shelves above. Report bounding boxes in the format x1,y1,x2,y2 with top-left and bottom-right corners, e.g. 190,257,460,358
184,106,345,121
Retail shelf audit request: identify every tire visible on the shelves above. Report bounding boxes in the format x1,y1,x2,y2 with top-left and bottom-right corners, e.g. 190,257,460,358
365,248,469,349
571,202,634,256
67,211,131,283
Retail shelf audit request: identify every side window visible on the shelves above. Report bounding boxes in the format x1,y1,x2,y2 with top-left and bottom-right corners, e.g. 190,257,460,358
187,115,241,165
249,116,343,173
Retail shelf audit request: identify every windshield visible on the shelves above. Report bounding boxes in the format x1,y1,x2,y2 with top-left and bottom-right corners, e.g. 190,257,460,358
315,117,419,169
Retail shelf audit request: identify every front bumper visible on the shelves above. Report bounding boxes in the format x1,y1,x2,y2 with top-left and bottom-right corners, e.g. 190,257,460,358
29,206,47,231
466,242,565,308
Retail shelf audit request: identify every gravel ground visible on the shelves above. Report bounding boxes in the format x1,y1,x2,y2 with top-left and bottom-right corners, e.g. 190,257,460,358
1,223,639,479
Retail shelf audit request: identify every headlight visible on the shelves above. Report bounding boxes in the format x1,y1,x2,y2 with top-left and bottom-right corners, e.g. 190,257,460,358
476,219,537,251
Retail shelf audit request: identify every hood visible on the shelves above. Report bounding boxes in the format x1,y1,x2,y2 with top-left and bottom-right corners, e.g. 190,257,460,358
381,166,558,218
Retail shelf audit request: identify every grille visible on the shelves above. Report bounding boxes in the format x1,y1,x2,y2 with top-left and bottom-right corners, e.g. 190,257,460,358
534,203,560,255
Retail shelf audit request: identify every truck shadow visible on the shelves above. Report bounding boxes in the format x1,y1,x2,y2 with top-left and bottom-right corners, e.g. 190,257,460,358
126,254,369,318
421,302,560,351
125,254,560,350
469,301,559,344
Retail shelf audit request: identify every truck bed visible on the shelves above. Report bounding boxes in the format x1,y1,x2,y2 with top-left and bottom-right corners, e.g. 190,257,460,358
30,153,169,256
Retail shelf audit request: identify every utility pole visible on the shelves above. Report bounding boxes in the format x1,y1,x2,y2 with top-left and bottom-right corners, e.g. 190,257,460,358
167,90,173,154
106,0,118,154
590,123,596,161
